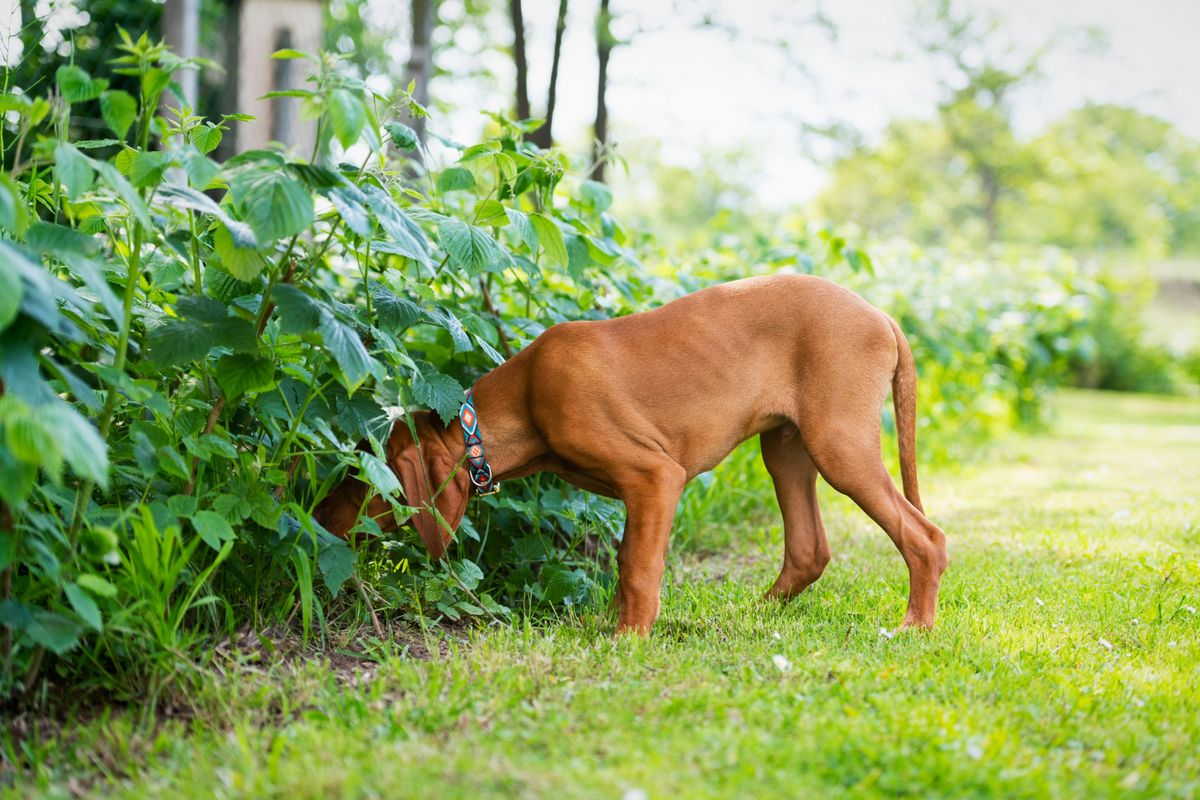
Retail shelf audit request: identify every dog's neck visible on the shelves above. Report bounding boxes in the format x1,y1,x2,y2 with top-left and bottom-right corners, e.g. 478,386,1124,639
438,362,546,482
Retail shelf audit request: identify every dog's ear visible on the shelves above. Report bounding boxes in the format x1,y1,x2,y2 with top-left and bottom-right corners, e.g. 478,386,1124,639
393,446,471,560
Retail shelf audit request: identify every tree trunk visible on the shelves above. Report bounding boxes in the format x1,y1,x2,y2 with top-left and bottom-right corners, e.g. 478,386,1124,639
161,0,200,108
406,0,435,142
592,0,611,182
510,0,530,120
529,0,568,149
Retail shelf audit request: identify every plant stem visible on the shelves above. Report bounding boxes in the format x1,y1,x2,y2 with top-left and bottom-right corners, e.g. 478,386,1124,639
352,574,386,639
21,645,44,696
182,394,226,497
68,221,145,539
188,210,202,292
479,275,514,359
0,496,12,675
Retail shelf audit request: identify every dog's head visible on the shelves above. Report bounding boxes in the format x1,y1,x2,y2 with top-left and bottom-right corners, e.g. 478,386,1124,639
312,411,470,559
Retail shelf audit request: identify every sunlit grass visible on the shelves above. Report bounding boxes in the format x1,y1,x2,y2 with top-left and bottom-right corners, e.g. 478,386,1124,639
6,389,1199,798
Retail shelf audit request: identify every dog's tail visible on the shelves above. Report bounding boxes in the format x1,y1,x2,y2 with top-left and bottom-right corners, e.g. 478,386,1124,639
887,316,923,514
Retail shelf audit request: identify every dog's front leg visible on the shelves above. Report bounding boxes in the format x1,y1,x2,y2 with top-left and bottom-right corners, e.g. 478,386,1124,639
614,462,687,636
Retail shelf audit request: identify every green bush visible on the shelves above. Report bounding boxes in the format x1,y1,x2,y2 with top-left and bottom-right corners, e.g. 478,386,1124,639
0,38,651,699
1067,270,1183,394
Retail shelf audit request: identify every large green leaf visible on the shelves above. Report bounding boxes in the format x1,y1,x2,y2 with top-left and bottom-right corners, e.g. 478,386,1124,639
437,167,476,193
271,285,323,334
580,179,613,212
505,207,538,253
372,287,422,331
2,396,59,478
41,402,109,489
146,296,258,365
328,88,366,148
566,234,592,280
183,150,221,190
0,173,28,235
157,184,258,248
64,583,103,631
328,184,372,237
363,186,431,267
145,320,218,366
190,123,223,155
426,307,472,353
0,258,21,331
317,535,356,597
55,143,94,201
99,90,137,140
213,223,267,281
26,609,83,654
270,287,373,386
359,452,401,497
25,222,100,258
529,213,567,269
439,218,505,275
229,166,314,244
193,510,235,551
0,446,37,507
319,314,373,388
215,353,276,398
76,574,118,598
56,65,107,104
411,366,464,424
130,151,172,188
474,199,509,228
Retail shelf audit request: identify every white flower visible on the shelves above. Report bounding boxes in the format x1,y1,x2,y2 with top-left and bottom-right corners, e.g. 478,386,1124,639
1099,638,1114,650
771,654,792,673
879,627,894,640
1034,597,1045,607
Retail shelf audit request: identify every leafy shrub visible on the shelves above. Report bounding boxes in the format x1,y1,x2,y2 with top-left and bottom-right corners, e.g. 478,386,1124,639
1067,270,1184,395
0,37,650,699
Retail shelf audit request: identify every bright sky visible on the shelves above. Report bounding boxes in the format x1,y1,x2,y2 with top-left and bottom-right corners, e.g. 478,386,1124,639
497,0,1200,207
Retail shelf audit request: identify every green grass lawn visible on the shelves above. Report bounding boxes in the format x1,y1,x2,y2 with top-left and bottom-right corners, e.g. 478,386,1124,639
6,389,1200,799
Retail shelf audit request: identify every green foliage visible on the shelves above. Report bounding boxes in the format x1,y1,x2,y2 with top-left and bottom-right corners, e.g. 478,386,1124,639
1067,269,1186,394
0,40,649,699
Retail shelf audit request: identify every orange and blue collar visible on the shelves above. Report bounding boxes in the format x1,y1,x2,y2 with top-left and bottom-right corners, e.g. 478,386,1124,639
459,389,499,494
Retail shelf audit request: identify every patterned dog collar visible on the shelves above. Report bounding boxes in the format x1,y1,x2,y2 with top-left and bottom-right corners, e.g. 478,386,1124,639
459,389,499,494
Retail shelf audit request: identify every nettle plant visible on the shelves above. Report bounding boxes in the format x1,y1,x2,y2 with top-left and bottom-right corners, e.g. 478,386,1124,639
0,36,651,697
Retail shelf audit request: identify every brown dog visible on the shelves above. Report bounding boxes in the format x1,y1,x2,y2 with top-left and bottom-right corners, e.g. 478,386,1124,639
315,274,948,634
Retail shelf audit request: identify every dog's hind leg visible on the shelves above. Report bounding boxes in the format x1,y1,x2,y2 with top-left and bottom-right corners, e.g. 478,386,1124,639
760,424,830,600
802,412,947,629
